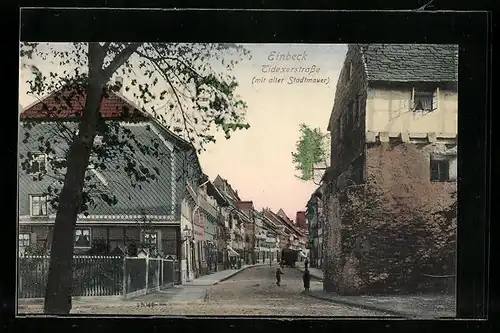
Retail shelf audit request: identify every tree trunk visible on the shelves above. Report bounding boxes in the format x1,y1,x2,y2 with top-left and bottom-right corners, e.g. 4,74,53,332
43,50,106,314
43,87,104,313
42,43,138,314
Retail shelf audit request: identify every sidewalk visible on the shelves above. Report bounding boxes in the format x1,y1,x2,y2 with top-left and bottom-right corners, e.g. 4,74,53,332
18,263,266,310
166,263,267,302
296,262,455,318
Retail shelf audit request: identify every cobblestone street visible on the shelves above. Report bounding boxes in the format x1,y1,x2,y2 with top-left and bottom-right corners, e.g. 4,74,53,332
200,265,386,316
18,265,388,316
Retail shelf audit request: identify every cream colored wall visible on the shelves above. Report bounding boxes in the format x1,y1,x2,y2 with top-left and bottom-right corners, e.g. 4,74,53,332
365,87,458,135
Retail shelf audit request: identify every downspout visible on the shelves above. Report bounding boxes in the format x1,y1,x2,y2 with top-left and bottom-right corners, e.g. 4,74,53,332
188,183,200,277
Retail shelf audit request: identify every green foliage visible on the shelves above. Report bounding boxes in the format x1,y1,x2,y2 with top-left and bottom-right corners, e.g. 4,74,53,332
291,124,329,181
19,42,252,215
336,179,457,293
24,244,49,257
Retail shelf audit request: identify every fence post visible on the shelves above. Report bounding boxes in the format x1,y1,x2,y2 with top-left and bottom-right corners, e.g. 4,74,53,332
157,259,160,291
145,257,149,293
172,260,175,284
160,259,164,289
122,257,127,297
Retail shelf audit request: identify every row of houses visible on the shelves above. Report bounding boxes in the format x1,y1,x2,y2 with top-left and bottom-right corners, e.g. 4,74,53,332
305,44,458,294
18,81,308,285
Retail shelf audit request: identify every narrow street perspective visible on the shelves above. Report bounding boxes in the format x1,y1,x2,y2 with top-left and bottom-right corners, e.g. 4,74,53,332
18,41,457,318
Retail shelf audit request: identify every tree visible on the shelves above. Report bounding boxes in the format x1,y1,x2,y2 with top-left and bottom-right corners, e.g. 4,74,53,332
291,124,329,181
19,42,251,314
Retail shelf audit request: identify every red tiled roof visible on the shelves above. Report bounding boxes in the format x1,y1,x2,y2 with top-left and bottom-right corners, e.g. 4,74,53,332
20,85,146,120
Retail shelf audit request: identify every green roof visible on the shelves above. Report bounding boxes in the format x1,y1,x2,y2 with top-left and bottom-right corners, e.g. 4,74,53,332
358,44,458,82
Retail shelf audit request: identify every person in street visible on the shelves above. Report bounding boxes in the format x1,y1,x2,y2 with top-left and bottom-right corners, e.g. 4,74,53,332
304,257,309,271
303,269,311,292
276,265,284,286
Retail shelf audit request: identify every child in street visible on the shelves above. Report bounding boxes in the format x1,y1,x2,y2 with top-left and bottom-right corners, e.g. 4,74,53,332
276,265,284,286
303,269,311,292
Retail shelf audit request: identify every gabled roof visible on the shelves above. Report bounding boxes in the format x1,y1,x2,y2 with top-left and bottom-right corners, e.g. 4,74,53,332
21,84,147,120
206,180,229,207
264,209,304,237
214,175,241,202
19,85,205,217
358,44,458,83
18,121,179,216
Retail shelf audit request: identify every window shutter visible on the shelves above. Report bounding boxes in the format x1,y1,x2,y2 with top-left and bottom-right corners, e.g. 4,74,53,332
432,87,439,111
410,87,415,111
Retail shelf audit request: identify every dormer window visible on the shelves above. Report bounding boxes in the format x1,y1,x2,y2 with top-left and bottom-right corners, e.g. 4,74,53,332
29,153,47,174
75,130,103,146
30,195,48,217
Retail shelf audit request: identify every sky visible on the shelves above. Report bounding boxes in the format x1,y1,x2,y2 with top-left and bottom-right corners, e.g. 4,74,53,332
19,43,347,219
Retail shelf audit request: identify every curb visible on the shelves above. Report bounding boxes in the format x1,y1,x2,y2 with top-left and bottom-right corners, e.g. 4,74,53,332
305,292,406,317
217,263,266,284
295,267,450,318
294,266,403,317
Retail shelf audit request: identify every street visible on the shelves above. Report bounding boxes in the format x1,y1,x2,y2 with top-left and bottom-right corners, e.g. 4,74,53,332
18,265,388,316
200,265,385,316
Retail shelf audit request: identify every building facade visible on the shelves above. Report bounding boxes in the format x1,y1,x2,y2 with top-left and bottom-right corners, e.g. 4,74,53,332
322,44,458,295
18,86,204,286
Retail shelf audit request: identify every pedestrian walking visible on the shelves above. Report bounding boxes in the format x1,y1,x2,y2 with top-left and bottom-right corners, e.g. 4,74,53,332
304,257,309,271
303,269,311,292
276,265,284,286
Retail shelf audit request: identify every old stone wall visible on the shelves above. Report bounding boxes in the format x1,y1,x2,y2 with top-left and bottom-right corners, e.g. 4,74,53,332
323,141,456,295
329,45,368,181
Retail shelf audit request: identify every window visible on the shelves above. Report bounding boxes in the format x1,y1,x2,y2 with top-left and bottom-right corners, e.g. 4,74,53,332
144,231,158,250
30,195,48,217
29,153,47,174
412,88,438,112
75,228,91,248
430,159,450,182
19,233,30,248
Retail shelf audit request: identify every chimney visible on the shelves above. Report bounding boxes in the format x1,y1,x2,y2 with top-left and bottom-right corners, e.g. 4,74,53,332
115,76,123,93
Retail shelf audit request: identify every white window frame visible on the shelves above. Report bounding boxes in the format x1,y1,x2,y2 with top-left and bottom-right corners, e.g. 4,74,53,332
74,228,92,249
29,195,48,217
411,87,439,113
19,233,31,248
28,153,47,175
